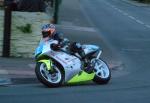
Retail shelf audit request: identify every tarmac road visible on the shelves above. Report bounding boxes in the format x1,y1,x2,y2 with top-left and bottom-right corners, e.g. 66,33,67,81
80,0,150,102
1,0,150,103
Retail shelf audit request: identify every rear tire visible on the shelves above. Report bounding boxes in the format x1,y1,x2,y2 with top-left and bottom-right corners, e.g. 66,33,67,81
35,61,64,87
92,59,111,84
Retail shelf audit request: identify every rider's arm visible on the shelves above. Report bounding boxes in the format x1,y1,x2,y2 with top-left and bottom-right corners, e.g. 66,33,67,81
51,43,61,51
53,32,64,43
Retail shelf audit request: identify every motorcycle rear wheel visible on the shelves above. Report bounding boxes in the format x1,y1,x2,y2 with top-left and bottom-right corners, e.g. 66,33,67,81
92,59,111,84
35,61,64,87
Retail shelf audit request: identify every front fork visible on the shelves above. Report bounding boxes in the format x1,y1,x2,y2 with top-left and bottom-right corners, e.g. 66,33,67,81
91,50,102,71
96,50,102,59
38,60,53,71
83,50,102,73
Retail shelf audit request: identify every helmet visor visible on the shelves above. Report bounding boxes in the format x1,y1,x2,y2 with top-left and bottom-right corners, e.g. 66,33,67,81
42,31,50,38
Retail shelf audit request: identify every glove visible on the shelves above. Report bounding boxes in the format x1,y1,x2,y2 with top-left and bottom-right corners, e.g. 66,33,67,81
51,43,61,51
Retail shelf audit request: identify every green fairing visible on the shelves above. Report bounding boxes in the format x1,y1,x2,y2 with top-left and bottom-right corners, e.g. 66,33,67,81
38,60,52,71
68,71,95,83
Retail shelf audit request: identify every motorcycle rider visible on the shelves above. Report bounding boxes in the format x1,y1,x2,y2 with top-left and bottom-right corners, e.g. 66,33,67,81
35,24,64,58
35,23,93,73
35,24,84,58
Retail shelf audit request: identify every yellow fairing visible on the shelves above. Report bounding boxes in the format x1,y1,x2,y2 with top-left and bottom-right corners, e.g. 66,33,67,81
68,71,95,83
38,60,52,71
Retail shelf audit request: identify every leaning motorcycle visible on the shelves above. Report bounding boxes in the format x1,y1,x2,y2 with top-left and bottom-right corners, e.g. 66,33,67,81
35,39,111,87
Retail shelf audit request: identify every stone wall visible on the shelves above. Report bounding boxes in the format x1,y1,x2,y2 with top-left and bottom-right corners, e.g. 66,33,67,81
0,10,51,58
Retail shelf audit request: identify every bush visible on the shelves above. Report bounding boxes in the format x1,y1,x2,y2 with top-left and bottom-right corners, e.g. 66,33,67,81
16,23,32,33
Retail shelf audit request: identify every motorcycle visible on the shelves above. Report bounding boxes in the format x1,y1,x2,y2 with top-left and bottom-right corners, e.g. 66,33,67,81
35,39,111,87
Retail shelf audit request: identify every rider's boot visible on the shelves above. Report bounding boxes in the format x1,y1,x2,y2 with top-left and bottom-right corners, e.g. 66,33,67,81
84,64,94,74
82,59,94,74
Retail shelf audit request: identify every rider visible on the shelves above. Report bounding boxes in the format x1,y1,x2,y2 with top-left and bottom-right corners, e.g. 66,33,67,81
35,23,92,73
35,23,85,59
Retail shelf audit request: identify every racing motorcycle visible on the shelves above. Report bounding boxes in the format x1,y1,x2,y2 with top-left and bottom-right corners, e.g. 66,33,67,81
35,39,111,87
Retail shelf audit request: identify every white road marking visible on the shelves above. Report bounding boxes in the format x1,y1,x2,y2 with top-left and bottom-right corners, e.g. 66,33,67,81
145,25,150,28
128,15,135,20
124,38,150,41
123,12,128,16
118,9,123,13
57,25,97,32
121,48,143,52
135,20,144,25
104,1,150,29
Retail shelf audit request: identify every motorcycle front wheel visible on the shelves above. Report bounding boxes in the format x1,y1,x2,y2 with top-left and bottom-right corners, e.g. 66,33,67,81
35,61,64,87
91,59,111,84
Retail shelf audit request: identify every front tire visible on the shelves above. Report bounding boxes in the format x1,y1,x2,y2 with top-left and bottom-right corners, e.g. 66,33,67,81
35,61,64,87
92,59,111,84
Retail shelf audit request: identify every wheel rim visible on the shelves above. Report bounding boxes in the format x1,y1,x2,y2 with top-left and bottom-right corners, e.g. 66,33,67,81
40,63,62,84
92,59,110,79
